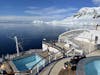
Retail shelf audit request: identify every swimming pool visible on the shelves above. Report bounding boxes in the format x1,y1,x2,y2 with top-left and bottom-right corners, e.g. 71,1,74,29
13,54,45,71
85,60,100,75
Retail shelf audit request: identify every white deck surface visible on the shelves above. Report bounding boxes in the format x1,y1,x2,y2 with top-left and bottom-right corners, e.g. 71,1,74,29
75,30,100,44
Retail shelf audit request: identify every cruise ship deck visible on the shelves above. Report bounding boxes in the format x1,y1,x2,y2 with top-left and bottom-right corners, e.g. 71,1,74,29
1,27,100,75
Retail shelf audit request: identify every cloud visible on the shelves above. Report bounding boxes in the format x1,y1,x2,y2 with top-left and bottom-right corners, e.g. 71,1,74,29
0,7,78,22
0,15,67,21
25,7,78,16
0,6,78,27
92,0,100,6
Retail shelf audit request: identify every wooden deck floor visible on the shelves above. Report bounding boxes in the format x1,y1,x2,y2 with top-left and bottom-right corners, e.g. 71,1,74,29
58,69,76,75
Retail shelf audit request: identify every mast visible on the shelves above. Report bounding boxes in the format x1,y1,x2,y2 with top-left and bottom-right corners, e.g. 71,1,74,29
14,36,20,56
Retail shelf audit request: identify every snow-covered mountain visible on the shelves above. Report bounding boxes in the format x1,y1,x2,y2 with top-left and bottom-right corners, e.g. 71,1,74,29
41,7,100,27
73,7,100,19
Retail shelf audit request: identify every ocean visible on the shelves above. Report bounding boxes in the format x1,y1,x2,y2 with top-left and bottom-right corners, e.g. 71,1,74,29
0,22,68,56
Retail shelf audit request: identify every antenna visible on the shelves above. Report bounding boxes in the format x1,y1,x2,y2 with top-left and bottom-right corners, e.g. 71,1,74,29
8,35,24,56
18,42,24,51
14,36,20,56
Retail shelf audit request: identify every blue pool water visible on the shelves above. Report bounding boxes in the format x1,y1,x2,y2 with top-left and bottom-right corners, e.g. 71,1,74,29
85,60,100,75
13,54,45,71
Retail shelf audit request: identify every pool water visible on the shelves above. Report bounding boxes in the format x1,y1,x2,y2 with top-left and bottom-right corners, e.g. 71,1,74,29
85,60,100,75
13,54,45,71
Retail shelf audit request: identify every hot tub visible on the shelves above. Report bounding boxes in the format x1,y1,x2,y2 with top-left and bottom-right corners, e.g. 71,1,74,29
76,56,100,75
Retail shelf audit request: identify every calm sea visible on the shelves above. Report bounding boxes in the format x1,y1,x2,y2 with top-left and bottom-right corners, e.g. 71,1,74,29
0,22,68,56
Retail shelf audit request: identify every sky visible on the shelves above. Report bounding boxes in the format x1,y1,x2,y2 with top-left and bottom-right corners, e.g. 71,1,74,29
0,0,100,21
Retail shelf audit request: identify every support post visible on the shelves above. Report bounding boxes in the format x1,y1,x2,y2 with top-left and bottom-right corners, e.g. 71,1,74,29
43,60,45,67
49,56,51,63
37,65,39,74
14,36,20,56
54,54,56,60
